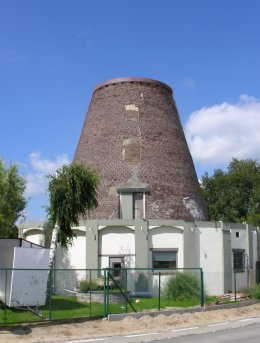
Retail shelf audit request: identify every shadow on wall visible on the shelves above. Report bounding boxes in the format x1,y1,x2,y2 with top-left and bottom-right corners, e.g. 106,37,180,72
135,271,148,292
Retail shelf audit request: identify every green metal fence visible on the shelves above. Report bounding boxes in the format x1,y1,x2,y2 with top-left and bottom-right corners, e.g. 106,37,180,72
1,267,259,325
0,268,104,324
103,268,204,318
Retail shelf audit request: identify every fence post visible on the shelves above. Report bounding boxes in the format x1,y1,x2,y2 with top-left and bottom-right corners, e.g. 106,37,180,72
158,272,161,311
4,268,7,324
48,268,53,321
234,272,237,302
103,269,108,318
200,269,204,308
90,269,92,317
125,269,128,313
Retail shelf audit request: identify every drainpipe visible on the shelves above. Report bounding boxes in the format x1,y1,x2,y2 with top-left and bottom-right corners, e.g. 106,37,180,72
246,223,250,287
257,227,260,261
143,192,146,219
219,221,225,294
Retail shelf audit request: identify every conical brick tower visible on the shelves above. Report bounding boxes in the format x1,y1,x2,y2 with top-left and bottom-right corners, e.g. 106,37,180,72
74,77,207,221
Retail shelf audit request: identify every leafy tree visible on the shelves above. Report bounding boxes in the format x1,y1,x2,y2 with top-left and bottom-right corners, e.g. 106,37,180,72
47,163,100,248
0,159,27,238
201,158,260,225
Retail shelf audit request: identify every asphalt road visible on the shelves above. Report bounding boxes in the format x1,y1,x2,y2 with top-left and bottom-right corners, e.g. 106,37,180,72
47,317,260,343
153,322,260,342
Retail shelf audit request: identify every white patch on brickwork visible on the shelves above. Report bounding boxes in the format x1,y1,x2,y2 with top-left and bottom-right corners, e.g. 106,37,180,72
108,186,117,197
125,104,139,112
182,197,205,220
140,93,144,100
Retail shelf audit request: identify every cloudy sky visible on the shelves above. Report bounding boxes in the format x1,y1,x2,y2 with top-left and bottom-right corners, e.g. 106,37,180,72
1,0,259,221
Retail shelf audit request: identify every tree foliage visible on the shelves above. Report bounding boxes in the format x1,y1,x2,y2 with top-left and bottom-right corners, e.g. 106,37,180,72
0,159,27,238
201,158,260,225
47,163,100,248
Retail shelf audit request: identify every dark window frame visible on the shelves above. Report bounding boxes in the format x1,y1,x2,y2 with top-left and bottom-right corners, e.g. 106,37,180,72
151,248,178,270
233,249,245,273
109,256,125,277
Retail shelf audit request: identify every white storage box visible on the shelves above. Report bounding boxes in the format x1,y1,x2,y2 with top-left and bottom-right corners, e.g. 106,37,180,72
0,239,49,307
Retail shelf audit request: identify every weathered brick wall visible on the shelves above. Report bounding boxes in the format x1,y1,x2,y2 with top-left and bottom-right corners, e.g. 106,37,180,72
74,78,208,220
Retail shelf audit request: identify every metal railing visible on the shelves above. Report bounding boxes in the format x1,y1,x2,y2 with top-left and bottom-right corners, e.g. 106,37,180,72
0,267,258,325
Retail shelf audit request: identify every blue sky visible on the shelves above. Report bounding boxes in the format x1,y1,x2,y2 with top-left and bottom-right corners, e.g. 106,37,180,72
1,0,260,221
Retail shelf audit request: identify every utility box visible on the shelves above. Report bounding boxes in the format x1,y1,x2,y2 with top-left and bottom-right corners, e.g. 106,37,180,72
0,239,49,307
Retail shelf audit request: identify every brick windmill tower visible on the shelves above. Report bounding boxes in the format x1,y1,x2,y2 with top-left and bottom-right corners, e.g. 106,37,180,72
74,77,207,221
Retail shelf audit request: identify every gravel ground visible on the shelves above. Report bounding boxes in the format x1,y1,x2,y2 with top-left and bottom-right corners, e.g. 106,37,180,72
1,303,260,342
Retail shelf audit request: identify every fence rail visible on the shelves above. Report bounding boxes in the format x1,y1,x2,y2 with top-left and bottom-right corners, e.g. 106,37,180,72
0,267,259,325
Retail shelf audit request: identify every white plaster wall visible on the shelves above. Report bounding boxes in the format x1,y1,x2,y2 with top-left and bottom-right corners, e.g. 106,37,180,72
99,226,135,269
230,227,248,291
252,230,258,267
55,230,86,270
231,228,247,250
249,230,258,287
148,227,183,297
199,227,224,295
149,226,184,268
54,230,87,295
23,229,45,247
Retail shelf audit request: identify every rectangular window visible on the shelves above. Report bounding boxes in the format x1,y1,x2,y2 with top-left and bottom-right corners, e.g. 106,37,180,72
152,250,177,269
233,249,245,272
109,257,124,277
133,193,144,219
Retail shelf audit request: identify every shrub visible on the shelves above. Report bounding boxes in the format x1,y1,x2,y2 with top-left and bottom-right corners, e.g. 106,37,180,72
163,273,201,301
251,286,260,299
238,285,260,299
79,280,100,292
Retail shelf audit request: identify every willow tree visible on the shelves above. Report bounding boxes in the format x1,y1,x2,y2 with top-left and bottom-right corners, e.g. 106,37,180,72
47,163,99,266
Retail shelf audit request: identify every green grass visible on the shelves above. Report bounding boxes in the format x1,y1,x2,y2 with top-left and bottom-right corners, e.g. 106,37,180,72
205,295,218,304
107,297,200,315
0,296,104,324
0,294,203,325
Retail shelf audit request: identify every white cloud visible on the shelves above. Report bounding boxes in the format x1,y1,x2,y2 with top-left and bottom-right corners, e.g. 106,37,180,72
185,95,260,165
25,152,70,197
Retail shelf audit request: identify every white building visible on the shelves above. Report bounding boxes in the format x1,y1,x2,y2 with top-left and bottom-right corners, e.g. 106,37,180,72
20,219,260,296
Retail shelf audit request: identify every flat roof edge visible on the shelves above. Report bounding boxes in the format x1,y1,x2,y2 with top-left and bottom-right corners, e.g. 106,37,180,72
94,77,172,93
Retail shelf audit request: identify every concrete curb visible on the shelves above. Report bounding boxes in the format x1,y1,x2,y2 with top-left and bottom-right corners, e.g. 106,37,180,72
108,300,260,322
205,299,259,311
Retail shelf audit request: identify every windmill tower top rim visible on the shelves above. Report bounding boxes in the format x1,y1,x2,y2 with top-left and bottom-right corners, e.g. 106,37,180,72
93,77,173,94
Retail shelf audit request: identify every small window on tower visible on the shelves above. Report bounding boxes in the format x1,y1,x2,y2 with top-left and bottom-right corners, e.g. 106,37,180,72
133,193,144,219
